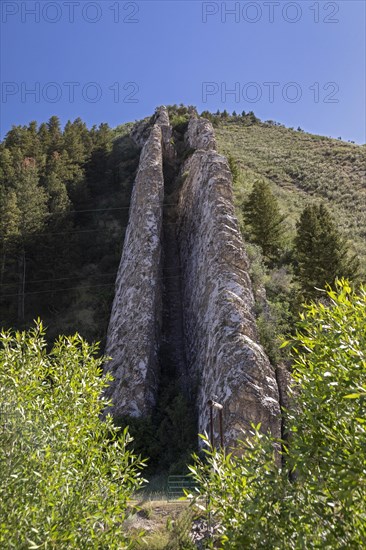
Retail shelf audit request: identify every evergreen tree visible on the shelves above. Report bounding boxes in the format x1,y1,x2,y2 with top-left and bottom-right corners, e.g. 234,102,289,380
38,122,50,154
0,147,15,186
24,121,44,166
0,188,21,284
4,125,28,150
63,118,92,164
86,123,112,195
0,188,20,243
14,162,47,238
294,203,359,298
12,162,48,321
243,180,286,259
227,154,240,186
46,116,63,154
46,172,71,214
248,111,259,124
43,148,86,205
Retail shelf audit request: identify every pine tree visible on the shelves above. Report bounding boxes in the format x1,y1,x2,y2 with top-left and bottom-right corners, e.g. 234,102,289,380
12,162,47,321
0,188,21,284
47,116,63,155
38,122,50,154
244,180,286,259
4,125,28,150
294,203,359,298
14,163,47,238
63,119,92,164
0,148,15,186
227,154,240,186
86,123,112,195
45,172,70,215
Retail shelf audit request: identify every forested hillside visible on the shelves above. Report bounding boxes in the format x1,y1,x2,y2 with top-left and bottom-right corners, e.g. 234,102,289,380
0,117,139,345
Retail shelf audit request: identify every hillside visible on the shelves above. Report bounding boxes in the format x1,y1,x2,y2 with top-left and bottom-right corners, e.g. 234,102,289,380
214,117,366,270
0,119,139,345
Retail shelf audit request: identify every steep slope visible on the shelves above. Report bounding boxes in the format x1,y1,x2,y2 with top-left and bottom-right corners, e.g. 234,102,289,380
215,119,366,270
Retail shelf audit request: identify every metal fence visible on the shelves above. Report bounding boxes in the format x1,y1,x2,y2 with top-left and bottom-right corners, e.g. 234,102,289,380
167,475,198,500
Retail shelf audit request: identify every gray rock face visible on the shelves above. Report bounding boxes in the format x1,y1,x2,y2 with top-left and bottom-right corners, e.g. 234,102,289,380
155,105,170,127
103,124,164,418
185,116,216,151
155,106,176,162
104,108,281,448
130,106,173,152
177,124,281,447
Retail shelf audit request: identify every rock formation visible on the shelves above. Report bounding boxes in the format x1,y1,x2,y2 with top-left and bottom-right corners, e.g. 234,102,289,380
177,125,281,443
104,122,164,418
104,106,282,447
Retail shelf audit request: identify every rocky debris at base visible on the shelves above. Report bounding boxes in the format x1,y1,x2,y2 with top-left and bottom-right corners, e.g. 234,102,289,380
190,517,221,549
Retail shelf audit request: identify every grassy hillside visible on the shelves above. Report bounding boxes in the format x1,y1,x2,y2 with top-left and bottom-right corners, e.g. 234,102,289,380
215,118,366,271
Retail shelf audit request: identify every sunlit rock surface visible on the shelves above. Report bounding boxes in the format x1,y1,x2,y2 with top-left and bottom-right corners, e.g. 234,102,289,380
177,123,281,446
104,110,281,446
104,123,164,417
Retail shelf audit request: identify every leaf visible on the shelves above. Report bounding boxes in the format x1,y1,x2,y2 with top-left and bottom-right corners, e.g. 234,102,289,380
26,540,43,549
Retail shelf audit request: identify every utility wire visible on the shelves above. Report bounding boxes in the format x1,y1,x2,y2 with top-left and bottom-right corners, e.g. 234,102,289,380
0,273,118,287
25,222,179,237
0,265,182,287
45,204,179,216
0,275,184,298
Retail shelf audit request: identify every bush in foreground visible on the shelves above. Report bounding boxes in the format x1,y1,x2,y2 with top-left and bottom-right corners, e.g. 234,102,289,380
189,280,366,548
0,322,145,549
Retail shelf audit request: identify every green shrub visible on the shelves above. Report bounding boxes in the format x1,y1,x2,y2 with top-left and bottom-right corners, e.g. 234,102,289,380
189,280,366,548
0,322,146,549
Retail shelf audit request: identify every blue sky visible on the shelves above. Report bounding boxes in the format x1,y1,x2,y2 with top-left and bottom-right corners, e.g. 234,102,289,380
1,0,365,142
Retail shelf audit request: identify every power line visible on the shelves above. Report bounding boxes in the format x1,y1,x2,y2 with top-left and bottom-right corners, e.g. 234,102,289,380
23,222,179,237
0,274,184,298
45,204,179,216
0,283,115,298
31,228,121,237
0,272,118,287
0,265,182,287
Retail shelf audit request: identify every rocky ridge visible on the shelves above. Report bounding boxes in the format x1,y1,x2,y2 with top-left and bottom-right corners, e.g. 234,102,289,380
104,107,282,447
104,122,164,418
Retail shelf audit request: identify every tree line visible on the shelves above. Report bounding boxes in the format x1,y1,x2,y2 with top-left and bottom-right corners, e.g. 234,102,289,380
0,116,139,342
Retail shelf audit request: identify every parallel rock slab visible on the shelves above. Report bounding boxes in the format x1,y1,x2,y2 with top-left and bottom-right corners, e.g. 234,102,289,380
104,125,164,418
177,144,281,447
185,117,216,151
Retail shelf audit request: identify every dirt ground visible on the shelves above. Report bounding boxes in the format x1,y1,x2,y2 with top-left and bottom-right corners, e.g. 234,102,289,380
125,499,199,549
